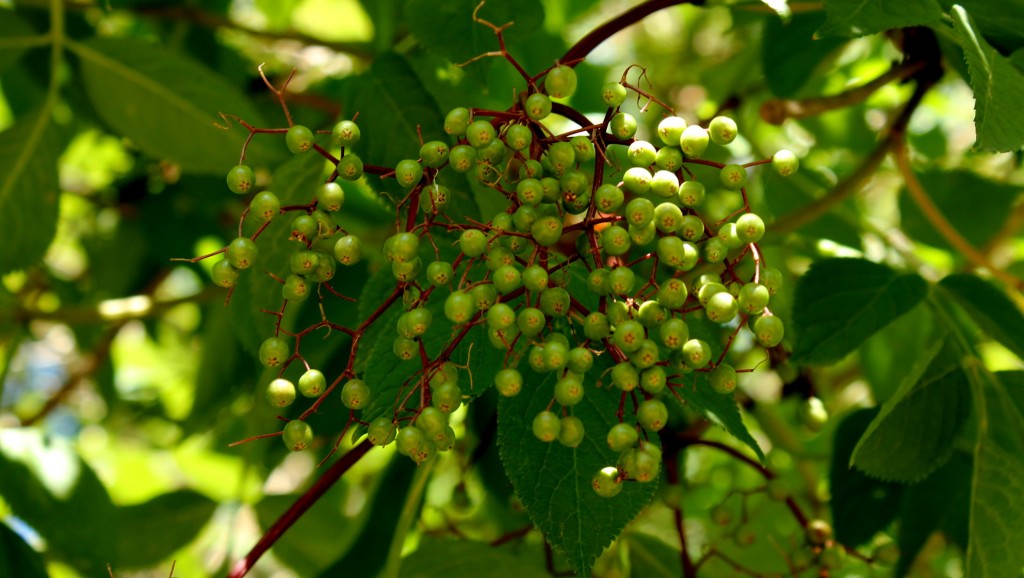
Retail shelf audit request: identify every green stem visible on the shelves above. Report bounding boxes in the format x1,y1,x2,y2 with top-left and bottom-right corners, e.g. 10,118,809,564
380,460,435,578
0,34,52,50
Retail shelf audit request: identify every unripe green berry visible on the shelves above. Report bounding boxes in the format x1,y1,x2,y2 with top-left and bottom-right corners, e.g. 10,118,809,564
544,64,578,99
266,378,296,408
341,378,371,409
679,125,709,158
259,336,290,368
282,420,313,451
298,369,327,398
524,93,552,121
710,364,738,394
772,149,799,176
286,125,315,154
601,83,627,107
332,120,360,147
532,410,561,442
226,164,255,194
211,259,240,288
708,115,738,145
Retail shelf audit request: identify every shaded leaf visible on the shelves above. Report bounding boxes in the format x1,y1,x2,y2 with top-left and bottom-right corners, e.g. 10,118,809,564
0,108,60,274
940,274,1024,361
405,0,544,66
0,430,118,576
0,10,38,74
899,171,1019,251
896,454,972,577
498,357,659,577
762,12,846,98
938,0,1024,53
399,538,546,578
672,373,764,462
852,336,971,482
951,6,1024,152
0,522,48,578
792,258,928,364
116,490,217,568
627,533,682,578
963,368,1024,578
860,301,937,403
816,0,943,38
74,36,273,174
830,409,904,545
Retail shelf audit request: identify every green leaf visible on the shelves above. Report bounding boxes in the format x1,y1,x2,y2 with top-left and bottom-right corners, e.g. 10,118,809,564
830,409,904,545
816,0,943,38
0,430,118,576
672,372,765,462
0,522,48,578
896,454,972,577
762,12,847,98
115,490,217,568
951,5,1024,152
0,10,38,74
851,336,972,482
963,368,1024,578
399,538,546,577
938,0,1024,53
899,171,1019,251
860,301,937,403
996,370,1024,415
626,533,681,578
73,37,273,174
497,358,659,577
0,108,60,274
940,274,1024,361
256,478,365,576
405,0,544,66
791,258,928,365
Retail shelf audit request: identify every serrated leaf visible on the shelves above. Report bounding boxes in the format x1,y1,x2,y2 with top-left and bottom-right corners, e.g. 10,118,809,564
852,336,971,482
940,274,1024,361
816,0,943,38
0,10,38,74
0,430,118,577
964,368,1024,578
791,258,928,365
860,301,936,403
0,522,48,578
830,409,904,545
626,533,681,578
0,109,60,274
938,0,1024,54
115,490,217,568
73,36,273,174
399,538,546,577
498,359,659,577
896,454,972,577
762,12,847,98
672,373,765,462
951,5,1024,152
405,0,544,66
899,170,1019,251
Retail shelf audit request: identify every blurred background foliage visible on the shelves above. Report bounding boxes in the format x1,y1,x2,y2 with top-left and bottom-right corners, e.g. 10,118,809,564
0,0,1022,577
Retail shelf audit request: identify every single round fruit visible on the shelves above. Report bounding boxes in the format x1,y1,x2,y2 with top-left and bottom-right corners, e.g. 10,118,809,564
524,93,552,121
532,411,561,442
531,216,563,247
259,337,290,368
735,213,765,244
334,235,363,266
806,519,833,545
609,112,637,140
679,125,709,158
705,292,739,324
250,191,280,221
332,120,361,147
394,159,423,188
337,153,364,180
286,125,315,154
753,314,785,347
637,398,668,431
600,83,627,107
554,376,585,406
600,225,631,256
657,116,687,146
610,362,640,392
298,369,327,398
367,417,397,446
282,274,311,302
772,149,799,176
708,115,738,145
444,291,476,324
443,108,470,136
226,164,255,194
341,378,371,409
719,163,748,190
282,420,313,451
211,259,240,288
545,64,577,98
592,466,623,497
799,396,829,432
290,250,320,276
677,180,705,207
710,364,738,394
738,283,770,315
682,339,711,369
494,368,523,397
558,415,585,448
516,307,546,337
466,120,497,148
458,228,488,258
266,378,296,408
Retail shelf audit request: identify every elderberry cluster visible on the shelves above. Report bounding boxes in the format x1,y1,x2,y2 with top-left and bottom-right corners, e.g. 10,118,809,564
204,61,798,497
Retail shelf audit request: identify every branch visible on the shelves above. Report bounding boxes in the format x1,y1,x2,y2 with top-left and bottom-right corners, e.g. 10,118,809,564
1,287,218,325
560,0,706,65
227,439,374,578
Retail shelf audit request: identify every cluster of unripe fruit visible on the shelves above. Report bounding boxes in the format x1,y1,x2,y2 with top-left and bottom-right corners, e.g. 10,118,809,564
207,61,799,496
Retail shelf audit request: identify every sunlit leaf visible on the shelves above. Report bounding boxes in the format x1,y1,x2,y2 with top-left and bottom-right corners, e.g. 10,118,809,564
816,0,943,38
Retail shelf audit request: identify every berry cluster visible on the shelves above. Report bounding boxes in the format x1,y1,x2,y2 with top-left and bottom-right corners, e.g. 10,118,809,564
202,58,798,496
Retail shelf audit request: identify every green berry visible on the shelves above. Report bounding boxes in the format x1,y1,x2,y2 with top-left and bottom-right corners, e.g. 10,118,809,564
640,365,667,394
516,307,546,337
419,140,449,168
600,83,627,108
259,336,290,368
426,261,454,287
341,378,371,409
298,369,327,398
367,417,397,446
250,191,280,221
492,264,522,294
719,163,748,190
607,422,639,452
337,153,364,180
710,363,738,394
679,125,709,158
449,145,476,173
627,140,657,167
266,378,296,408
738,283,770,314
681,339,711,369
600,225,631,256
394,159,423,188
470,283,498,311
486,302,517,330
334,234,363,266
494,368,523,397
611,362,640,392
594,184,624,213
467,120,497,148
458,228,488,258
282,420,313,451
289,214,316,244
533,411,561,442
650,170,680,199
609,112,637,139
444,291,476,324
316,182,345,212
443,108,471,136
211,259,240,288
583,312,611,340
226,164,255,194
544,64,577,99
286,125,315,155
612,320,645,353
531,216,563,247
655,146,684,172
799,397,829,432
657,116,687,146
524,93,552,121
592,466,623,497
570,135,595,162
539,287,570,317
772,149,799,176
677,180,705,207
522,265,549,293
282,274,311,302
658,318,689,349
637,399,668,431
505,124,533,151
558,415,585,448
608,266,635,296
622,166,652,195
708,115,738,145
554,376,585,406
753,314,785,347
657,278,689,310
332,120,361,147
806,519,833,545
678,214,705,241
290,250,320,276
735,213,765,244
705,291,739,324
